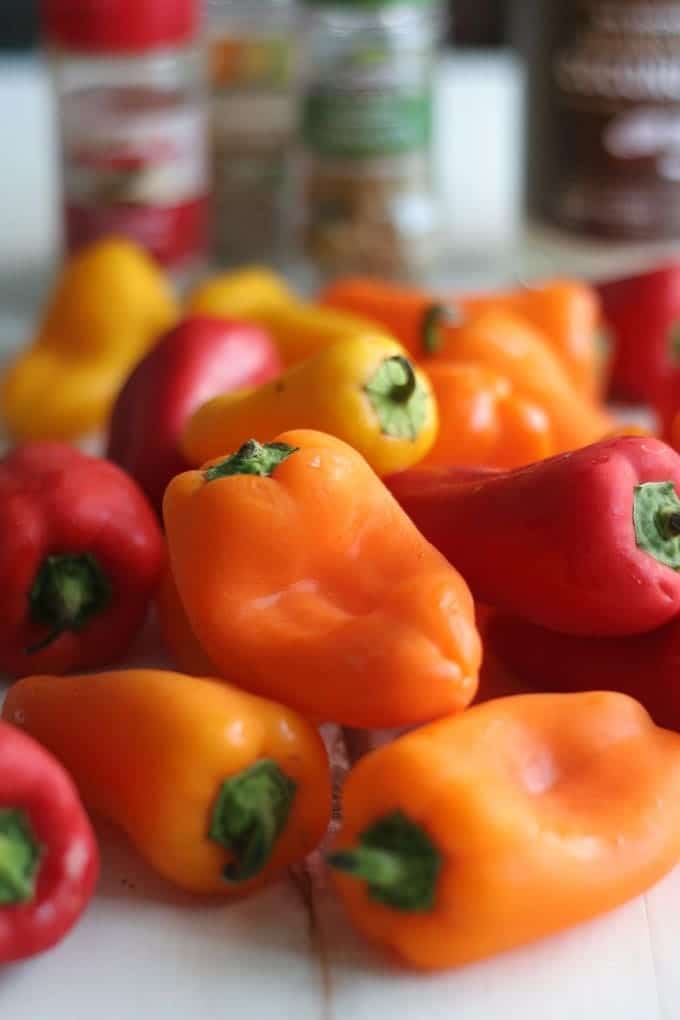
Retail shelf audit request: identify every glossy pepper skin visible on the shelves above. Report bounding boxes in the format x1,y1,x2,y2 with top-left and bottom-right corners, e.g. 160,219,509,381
3,670,331,896
0,719,99,964
107,316,282,516
0,442,164,678
1,239,178,440
386,436,680,637
422,362,553,469
459,279,604,401
164,430,481,728
434,308,613,453
181,338,438,477
598,262,680,405
156,565,219,677
486,611,680,732
328,691,680,971
319,277,449,360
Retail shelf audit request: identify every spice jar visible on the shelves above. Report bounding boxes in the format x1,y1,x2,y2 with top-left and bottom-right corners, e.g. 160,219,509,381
551,1,680,239
43,0,209,278
206,0,299,265
301,0,443,280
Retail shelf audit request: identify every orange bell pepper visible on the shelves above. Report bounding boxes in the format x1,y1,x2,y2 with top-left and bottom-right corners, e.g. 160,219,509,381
156,566,218,677
422,362,553,469
319,277,447,359
164,430,481,729
458,280,603,400
434,308,614,453
2,669,331,896
328,690,680,971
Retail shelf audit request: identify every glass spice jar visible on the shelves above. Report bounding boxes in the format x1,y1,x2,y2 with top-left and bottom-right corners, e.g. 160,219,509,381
42,0,209,279
301,0,443,281
205,0,299,266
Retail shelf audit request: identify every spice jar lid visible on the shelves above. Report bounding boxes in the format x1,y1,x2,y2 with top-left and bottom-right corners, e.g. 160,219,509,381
42,0,201,54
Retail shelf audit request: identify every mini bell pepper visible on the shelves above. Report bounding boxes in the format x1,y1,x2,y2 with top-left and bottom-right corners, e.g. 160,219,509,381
328,691,680,971
0,442,164,678
107,316,282,516
1,239,178,440
598,261,680,405
434,308,613,453
2,669,331,896
164,430,481,728
319,277,448,359
181,338,438,477
422,362,553,469
386,436,680,637
487,612,680,732
156,565,219,677
187,266,295,320
458,279,604,401
0,719,99,964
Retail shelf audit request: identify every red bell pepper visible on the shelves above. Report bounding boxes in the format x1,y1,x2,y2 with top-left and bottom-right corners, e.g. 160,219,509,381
597,261,680,405
107,316,282,515
0,442,164,678
0,719,98,963
486,611,680,732
385,436,680,637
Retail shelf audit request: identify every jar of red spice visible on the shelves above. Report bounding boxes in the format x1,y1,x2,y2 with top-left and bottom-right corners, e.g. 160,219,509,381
42,0,209,278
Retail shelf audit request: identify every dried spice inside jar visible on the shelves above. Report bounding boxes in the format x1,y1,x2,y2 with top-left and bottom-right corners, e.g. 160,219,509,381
301,0,443,280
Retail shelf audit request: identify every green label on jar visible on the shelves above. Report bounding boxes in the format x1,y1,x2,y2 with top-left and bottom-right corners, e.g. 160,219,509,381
303,91,432,158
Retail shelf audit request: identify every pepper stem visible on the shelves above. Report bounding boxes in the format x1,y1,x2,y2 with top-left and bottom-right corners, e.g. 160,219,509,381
421,304,445,355
633,481,680,569
28,553,112,653
0,809,42,906
209,760,297,883
204,440,298,482
326,810,442,912
364,357,428,441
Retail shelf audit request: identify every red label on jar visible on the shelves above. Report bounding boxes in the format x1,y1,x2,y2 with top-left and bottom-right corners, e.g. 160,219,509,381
65,196,209,269
61,88,209,269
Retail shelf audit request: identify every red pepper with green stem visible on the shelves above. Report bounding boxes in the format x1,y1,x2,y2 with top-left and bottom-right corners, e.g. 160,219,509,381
0,442,164,678
107,316,282,516
386,436,680,637
486,611,680,732
0,719,98,963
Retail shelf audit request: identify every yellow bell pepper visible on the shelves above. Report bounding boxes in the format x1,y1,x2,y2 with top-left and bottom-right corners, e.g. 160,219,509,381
1,239,179,440
188,267,393,366
188,266,295,320
181,337,438,476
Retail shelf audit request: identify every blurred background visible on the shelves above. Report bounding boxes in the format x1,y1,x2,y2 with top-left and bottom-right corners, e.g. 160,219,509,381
1,0,680,315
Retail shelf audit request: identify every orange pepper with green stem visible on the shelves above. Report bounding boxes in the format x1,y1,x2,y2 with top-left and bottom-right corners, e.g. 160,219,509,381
458,279,604,400
156,565,218,677
435,308,614,453
3,669,331,896
422,361,554,469
164,430,481,728
181,337,438,477
328,690,680,970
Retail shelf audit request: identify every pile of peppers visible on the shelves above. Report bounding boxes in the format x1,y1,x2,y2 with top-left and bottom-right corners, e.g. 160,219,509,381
5,239,680,973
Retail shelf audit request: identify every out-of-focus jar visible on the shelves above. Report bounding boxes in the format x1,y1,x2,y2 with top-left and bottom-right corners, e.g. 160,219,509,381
43,0,209,279
552,1,680,239
301,0,444,281
205,0,299,266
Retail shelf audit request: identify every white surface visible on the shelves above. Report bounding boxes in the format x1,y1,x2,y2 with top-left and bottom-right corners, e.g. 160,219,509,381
3,48,680,1020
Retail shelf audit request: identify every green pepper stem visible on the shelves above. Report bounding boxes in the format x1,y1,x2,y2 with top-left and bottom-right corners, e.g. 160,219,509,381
364,357,428,441
209,760,297,883
633,481,680,569
0,809,42,906
28,553,112,654
326,810,442,913
204,440,298,482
